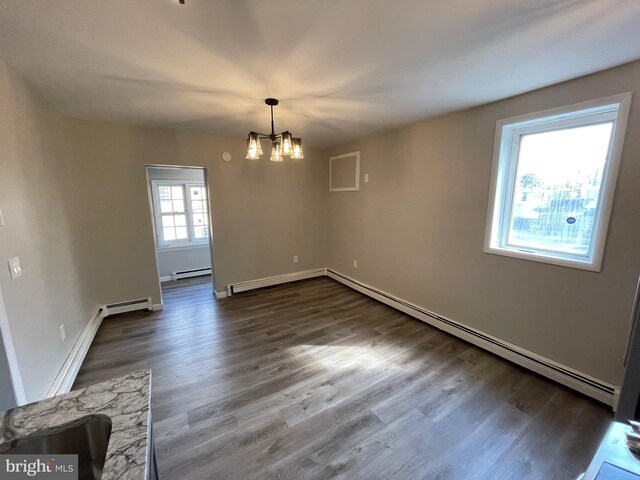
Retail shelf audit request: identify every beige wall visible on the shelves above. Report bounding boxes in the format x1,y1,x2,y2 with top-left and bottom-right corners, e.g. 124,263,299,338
155,247,211,280
324,61,640,385
0,60,329,401
60,119,329,300
0,61,93,401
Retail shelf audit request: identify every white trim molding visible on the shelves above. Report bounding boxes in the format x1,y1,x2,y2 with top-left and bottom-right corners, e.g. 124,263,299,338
46,305,107,398
44,266,619,407
0,283,27,405
227,268,327,295
325,269,617,406
46,297,155,398
224,267,617,405
329,151,360,192
484,93,632,272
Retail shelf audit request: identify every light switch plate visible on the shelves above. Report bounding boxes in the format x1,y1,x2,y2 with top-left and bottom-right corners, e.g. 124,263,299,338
8,257,22,279
0,207,4,226
364,173,369,183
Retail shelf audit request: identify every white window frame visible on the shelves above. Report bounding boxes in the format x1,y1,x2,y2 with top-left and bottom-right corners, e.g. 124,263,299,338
484,93,632,271
151,180,210,249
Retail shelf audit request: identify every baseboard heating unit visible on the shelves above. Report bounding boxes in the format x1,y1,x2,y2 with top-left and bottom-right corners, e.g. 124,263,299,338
325,268,617,407
105,297,153,316
171,267,212,281
227,268,326,295
46,296,153,399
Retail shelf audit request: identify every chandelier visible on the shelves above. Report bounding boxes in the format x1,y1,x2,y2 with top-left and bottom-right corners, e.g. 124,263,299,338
245,98,304,162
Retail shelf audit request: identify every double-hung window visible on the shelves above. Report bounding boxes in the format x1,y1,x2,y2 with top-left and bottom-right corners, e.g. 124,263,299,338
152,181,210,248
485,94,631,271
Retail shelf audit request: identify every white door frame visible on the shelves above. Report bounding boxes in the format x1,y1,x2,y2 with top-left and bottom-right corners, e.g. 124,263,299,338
144,164,216,298
0,281,27,405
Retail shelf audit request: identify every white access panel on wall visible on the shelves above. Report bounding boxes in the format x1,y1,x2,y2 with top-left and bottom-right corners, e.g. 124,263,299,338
330,151,360,192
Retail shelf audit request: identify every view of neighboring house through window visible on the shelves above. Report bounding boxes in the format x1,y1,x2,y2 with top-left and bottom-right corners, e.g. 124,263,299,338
485,94,631,271
152,181,210,247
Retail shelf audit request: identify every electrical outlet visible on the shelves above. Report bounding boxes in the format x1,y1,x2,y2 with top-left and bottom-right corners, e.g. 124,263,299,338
8,257,21,279
59,324,66,342
293,255,299,264
353,260,358,268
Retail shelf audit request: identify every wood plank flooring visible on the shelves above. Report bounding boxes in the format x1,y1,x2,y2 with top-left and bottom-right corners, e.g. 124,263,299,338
73,276,612,479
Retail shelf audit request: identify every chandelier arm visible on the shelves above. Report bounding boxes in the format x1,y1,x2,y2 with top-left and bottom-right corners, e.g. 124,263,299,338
253,132,289,140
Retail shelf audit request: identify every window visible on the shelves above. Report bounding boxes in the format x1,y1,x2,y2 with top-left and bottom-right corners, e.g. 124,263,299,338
151,181,210,248
485,94,631,271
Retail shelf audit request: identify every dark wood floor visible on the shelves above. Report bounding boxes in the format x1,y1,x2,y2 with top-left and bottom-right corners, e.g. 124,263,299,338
74,276,612,479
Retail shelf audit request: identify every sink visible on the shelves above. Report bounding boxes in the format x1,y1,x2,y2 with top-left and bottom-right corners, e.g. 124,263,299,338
0,414,112,480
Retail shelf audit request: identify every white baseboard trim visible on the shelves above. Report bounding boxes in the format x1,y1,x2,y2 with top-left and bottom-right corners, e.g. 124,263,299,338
227,268,327,295
152,303,164,311
326,268,617,407
46,296,155,399
46,305,107,398
45,268,617,407
159,276,173,283
105,297,152,316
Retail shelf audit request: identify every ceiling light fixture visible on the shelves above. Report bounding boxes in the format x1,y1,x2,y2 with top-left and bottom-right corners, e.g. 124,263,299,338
246,98,303,162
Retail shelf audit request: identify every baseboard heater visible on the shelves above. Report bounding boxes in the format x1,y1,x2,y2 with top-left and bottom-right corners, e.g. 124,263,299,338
105,297,152,316
227,268,326,295
325,268,617,406
172,267,212,281
46,296,153,399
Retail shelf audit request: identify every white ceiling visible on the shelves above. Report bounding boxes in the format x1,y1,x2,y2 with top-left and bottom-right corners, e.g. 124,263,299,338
1,0,639,147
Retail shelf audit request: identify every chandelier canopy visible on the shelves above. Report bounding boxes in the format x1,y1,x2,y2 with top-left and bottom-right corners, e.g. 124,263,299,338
246,98,303,162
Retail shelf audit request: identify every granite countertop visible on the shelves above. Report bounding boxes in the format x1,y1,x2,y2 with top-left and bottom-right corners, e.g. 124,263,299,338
0,370,151,480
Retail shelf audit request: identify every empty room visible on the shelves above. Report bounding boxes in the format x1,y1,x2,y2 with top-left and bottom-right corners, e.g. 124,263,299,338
1,1,640,479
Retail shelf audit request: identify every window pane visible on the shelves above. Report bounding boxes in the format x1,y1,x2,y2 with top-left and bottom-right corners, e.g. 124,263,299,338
162,215,174,227
174,214,186,227
193,213,204,226
172,186,184,199
507,122,613,255
163,227,176,241
160,200,173,213
172,199,185,213
193,187,206,200
194,226,209,239
158,186,171,200
175,226,188,239
192,201,205,214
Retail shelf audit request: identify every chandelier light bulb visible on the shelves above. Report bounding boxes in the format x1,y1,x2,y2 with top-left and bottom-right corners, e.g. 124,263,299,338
291,138,304,159
270,142,283,162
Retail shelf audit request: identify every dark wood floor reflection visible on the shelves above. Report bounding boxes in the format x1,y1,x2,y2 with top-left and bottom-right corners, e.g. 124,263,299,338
74,276,611,479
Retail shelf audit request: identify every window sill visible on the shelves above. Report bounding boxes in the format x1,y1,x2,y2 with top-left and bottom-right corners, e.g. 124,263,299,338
483,246,601,272
156,243,210,252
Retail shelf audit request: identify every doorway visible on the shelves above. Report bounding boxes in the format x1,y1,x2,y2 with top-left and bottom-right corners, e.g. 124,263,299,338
145,165,215,299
